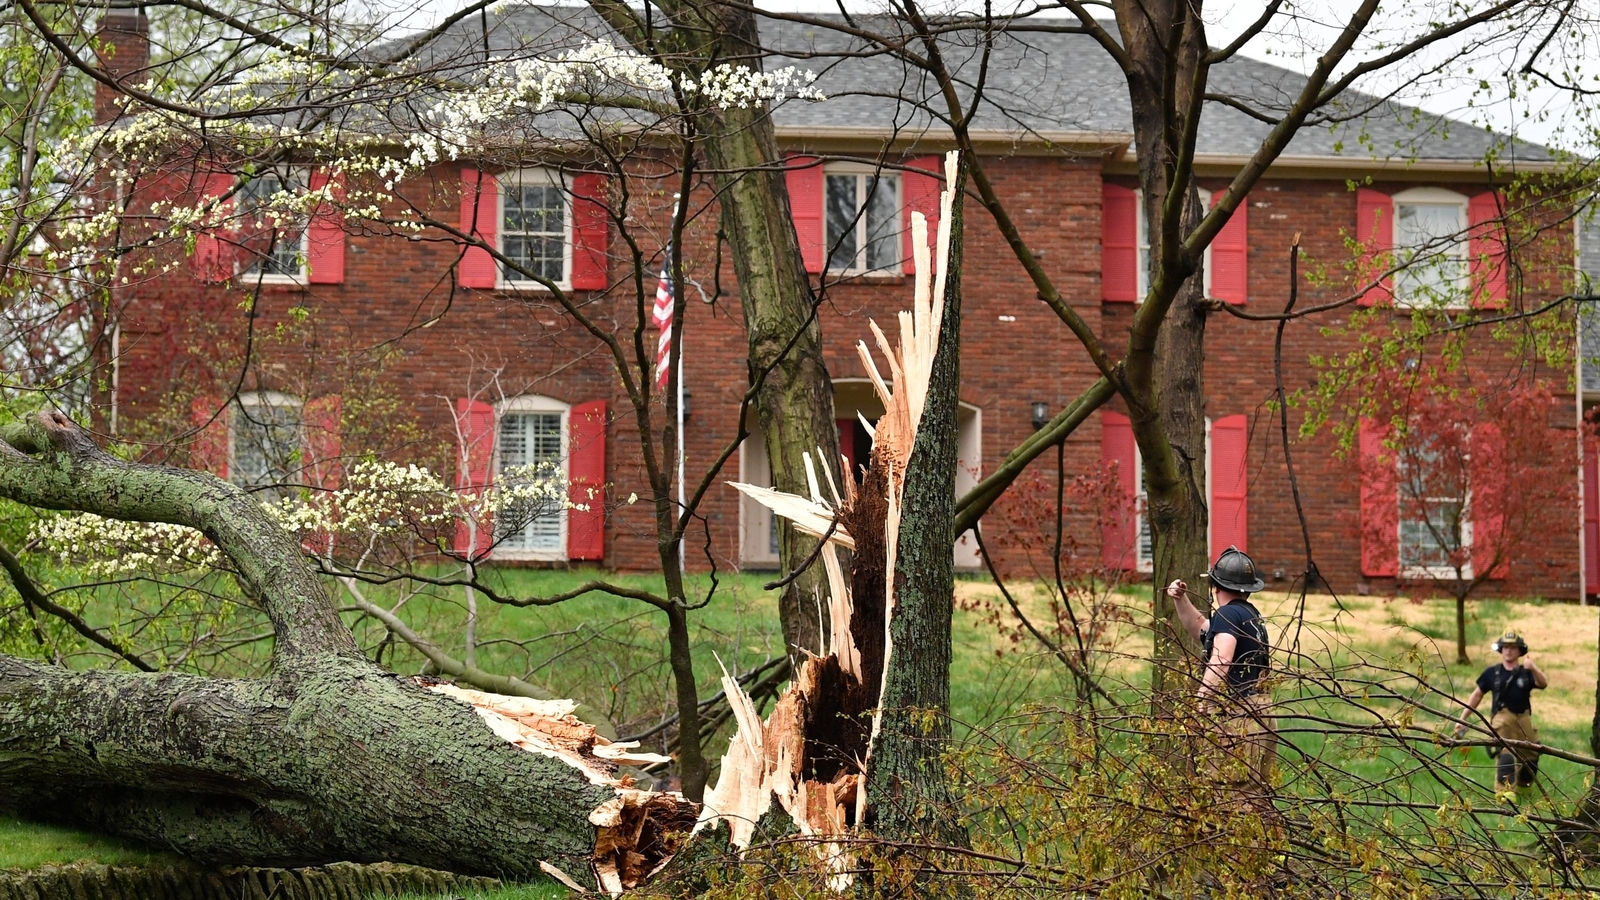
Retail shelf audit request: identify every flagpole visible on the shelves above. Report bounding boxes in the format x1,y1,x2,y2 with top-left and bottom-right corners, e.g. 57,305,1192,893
677,351,685,571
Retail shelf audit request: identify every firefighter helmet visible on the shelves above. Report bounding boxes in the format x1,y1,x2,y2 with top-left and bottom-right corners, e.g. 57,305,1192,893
1207,546,1265,594
1491,631,1529,654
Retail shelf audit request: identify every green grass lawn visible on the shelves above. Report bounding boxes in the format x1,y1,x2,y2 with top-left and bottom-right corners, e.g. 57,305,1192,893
0,815,176,870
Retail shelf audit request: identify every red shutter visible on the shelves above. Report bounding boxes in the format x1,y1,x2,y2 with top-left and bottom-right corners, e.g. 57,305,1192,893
306,168,346,285
1101,411,1138,571
453,398,497,558
1209,193,1248,305
192,173,236,283
837,417,857,480
1355,188,1394,307
902,156,943,275
1468,191,1509,309
785,155,825,274
567,400,607,561
190,395,230,478
570,173,609,290
304,395,342,490
1210,414,1249,559
1470,422,1509,579
1585,438,1599,596
1359,418,1399,577
459,168,499,289
1102,183,1139,302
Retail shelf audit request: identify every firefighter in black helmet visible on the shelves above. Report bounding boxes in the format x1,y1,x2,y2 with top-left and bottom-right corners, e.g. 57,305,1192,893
1166,546,1275,785
1454,630,1547,791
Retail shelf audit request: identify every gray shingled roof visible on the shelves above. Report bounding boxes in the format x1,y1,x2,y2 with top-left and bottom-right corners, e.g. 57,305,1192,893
433,4,1556,165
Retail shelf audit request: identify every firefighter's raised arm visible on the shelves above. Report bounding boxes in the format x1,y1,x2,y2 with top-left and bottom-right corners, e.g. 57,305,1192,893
1167,579,1206,644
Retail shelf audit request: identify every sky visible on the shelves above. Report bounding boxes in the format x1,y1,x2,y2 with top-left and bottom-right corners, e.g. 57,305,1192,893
388,0,1598,154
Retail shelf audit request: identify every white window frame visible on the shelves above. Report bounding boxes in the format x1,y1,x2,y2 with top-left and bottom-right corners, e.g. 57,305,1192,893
230,390,303,493
498,168,573,292
1135,188,1212,302
492,395,570,562
1396,434,1474,580
1391,187,1470,310
238,169,310,284
824,164,902,276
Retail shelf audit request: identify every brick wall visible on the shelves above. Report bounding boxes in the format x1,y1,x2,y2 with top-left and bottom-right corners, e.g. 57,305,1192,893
111,155,1581,599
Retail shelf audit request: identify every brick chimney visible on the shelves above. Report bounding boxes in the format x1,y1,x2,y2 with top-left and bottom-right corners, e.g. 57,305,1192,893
94,9,149,124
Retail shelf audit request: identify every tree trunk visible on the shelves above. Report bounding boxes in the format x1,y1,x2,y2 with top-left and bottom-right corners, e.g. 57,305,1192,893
1456,594,1469,665
697,36,841,661
0,412,694,890
0,655,610,876
1148,189,1211,699
864,157,967,847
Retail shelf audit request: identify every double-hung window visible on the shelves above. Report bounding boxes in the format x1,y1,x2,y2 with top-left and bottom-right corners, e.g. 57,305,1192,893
501,170,570,287
239,171,308,281
232,391,303,498
825,168,900,274
1396,430,1472,578
495,399,568,556
1392,188,1469,308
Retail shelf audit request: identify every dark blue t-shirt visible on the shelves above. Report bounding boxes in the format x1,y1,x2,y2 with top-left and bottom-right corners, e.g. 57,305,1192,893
1202,600,1269,694
1477,664,1540,715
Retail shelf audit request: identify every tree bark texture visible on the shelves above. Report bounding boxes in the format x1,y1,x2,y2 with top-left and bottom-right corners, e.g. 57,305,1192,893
865,160,967,846
694,2,841,661
0,860,501,900
1148,189,1211,697
0,651,611,877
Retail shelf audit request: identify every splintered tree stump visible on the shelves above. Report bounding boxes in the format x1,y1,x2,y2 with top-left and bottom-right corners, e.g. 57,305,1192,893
705,151,966,885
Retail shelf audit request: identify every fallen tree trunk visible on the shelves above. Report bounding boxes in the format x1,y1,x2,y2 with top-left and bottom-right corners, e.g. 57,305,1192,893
0,412,693,889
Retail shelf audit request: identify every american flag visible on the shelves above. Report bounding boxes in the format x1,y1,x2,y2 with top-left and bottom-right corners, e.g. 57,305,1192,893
653,247,674,389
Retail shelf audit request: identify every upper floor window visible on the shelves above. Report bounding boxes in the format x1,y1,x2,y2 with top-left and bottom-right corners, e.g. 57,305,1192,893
825,168,900,274
495,396,569,557
239,171,308,280
232,391,302,497
501,169,570,286
1392,188,1468,307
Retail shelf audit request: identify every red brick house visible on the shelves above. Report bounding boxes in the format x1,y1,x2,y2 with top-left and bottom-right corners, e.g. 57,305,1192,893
97,7,1587,599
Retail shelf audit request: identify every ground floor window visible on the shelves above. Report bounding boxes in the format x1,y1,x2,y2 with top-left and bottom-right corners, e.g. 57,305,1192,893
496,406,567,554
1397,434,1471,578
232,392,302,497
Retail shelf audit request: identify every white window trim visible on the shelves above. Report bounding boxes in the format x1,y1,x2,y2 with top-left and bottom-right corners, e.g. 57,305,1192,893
239,170,311,285
1391,186,1470,310
492,394,570,562
230,390,303,488
824,164,903,276
498,168,573,292
1134,188,1212,302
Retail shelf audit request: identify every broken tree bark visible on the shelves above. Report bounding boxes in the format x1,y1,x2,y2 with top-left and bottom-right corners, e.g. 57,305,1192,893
707,152,967,880
0,412,693,890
